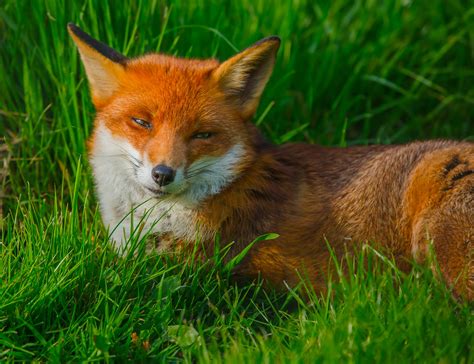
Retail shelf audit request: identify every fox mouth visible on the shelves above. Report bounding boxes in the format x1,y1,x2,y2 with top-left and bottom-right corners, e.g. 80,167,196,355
145,187,170,197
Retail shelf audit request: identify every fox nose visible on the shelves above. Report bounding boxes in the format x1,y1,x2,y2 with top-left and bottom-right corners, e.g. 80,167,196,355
151,164,176,187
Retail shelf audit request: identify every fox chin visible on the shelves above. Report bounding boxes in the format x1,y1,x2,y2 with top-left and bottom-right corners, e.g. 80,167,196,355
68,23,473,301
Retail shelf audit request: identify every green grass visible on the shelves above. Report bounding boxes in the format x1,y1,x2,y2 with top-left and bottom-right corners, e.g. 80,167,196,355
1,0,473,361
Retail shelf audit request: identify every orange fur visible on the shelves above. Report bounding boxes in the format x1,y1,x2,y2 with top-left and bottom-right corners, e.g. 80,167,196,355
69,24,473,300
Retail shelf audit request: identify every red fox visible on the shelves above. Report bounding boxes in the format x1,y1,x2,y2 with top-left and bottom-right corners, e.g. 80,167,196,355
68,23,473,300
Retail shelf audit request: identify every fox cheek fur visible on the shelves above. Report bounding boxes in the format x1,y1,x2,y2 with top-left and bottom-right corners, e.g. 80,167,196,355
69,23,473,301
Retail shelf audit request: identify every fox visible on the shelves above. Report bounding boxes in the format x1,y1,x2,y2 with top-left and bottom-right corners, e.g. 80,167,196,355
67,23,473,301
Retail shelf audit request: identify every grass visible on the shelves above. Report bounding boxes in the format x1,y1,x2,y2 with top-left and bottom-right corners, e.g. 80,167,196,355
1,0,473,361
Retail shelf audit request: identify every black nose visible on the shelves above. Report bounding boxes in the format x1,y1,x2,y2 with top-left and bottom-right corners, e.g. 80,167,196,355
151,164,176,187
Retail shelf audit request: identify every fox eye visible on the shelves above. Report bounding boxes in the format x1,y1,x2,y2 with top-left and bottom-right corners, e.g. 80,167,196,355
131,117,152,130
192,132,214,139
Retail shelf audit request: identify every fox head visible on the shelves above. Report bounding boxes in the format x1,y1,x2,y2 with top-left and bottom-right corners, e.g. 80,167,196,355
68,23,279,206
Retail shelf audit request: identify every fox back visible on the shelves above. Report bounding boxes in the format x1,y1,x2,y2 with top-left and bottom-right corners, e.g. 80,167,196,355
69,24,473,300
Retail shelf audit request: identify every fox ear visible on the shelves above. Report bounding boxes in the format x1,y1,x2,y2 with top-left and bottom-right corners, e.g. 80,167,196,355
67,23,127,107
213,36,280,119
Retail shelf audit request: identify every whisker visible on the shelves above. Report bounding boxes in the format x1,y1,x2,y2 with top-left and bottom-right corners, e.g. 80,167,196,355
93,152,142,169
108,141,144,166
93,154,132,159
187,161,216,173
186,166,218,179
93,154,138,165
186,162,217,178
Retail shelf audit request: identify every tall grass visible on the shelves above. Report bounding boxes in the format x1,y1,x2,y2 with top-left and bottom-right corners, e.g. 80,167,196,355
1,0,473,361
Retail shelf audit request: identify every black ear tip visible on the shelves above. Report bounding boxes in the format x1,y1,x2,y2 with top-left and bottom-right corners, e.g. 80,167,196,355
67,23,84,38
67,23,78,32
266,36,281,44
66,23,88,42
252,35,281,49
66,22,128,64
